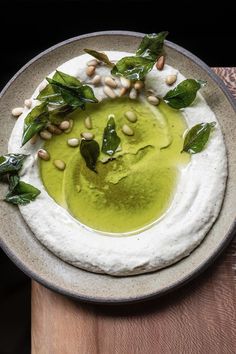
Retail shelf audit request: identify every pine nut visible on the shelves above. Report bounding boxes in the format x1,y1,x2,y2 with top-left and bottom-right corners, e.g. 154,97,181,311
119,87,127,97
104,76,117,88
166,74,177,85
120,77,131,88
156,56,165,70
122,124,134,136
129,88,137,100
12,107,24,117
124,111,137,123
38,149,50,161
59,120,70,130
84,116,92,129
30,134,38,145
64,119,74,134
24,99,32,109
92,75,101,85
39,81,47,92
134,80,144,91
86,66,96,77
39,130,52,140
147,96,160,105
87,59,98,67
103,86,116,98
81,132,94,140
47,124,62,135
67,138,80,147
53,160,66,171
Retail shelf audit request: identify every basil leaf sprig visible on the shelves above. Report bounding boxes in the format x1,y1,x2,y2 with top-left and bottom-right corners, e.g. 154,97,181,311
85,31,168,81
38,70,98,108
22,102,49,146
84,49,114,67
102,116,121,156
164,79,206,109
21,71,98,146
0,154,28,175
0,154,41,205
5,175,40,205
80,139,100,172
182,122,216,154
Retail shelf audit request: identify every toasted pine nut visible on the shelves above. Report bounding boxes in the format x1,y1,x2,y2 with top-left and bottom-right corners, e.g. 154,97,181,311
104,76,117,88
47,124,62,135
103,86,116,98
12,107,24,117
87,59,98,67
134,81,144,91
30,134,38,145
38,149,50,161
156,56,165,70
81,132,94,140
147,96,160,105
84,116,92,129
53,160,66,171
67,138,80,147
124,111,137,123
120,77,131,88
165,74,177,85
129,88,137,100
92,75,101,85
24,99,32,109
39,130,52,140
86,66,96,77
64,119,74,134
59,120,70,130
119,87,127,97
122,124,134,136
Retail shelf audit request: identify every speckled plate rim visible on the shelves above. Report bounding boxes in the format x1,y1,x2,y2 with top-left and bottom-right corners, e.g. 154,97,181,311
0,30,235,304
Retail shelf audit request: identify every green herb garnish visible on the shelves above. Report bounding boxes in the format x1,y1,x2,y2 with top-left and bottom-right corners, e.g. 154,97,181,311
85,31,168,81
0,154,41,205
84,49,114,67
5,175,40,205
22,102,49,146
22,71,98,146
182,122,216,154
80,139,100,172
0,154,28,175
102,117,121,156
164,79,206,109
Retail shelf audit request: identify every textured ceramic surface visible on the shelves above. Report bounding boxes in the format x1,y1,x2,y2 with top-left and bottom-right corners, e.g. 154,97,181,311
0,31,235,304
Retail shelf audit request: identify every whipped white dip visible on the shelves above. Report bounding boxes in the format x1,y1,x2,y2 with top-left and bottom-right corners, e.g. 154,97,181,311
8,51,227,275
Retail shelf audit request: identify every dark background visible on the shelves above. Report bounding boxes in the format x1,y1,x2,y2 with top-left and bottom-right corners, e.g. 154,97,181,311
0,1,235,353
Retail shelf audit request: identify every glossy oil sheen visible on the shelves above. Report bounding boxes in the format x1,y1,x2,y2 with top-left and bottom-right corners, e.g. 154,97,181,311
40,97,189,233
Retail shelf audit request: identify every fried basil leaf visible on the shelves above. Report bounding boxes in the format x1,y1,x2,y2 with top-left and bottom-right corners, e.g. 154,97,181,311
84,49,114,67
164,79,206,109
102,117,121,156
52,70,82,87
38,70,97,109
5,178,41,205
182,122,216,154
37,84,64,105
111,56,154,81
22,102,49,146
0,154,28,176
136,31,168,61
80,139,100,172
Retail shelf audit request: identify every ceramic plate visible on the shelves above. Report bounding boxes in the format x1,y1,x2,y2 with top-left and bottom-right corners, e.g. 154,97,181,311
0,31,235,304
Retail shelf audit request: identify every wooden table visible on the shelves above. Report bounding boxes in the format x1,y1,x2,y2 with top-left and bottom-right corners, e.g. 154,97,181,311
32,68,236,354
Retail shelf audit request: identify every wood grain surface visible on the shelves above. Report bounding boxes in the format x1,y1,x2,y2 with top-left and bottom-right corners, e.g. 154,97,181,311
31,68,236,354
